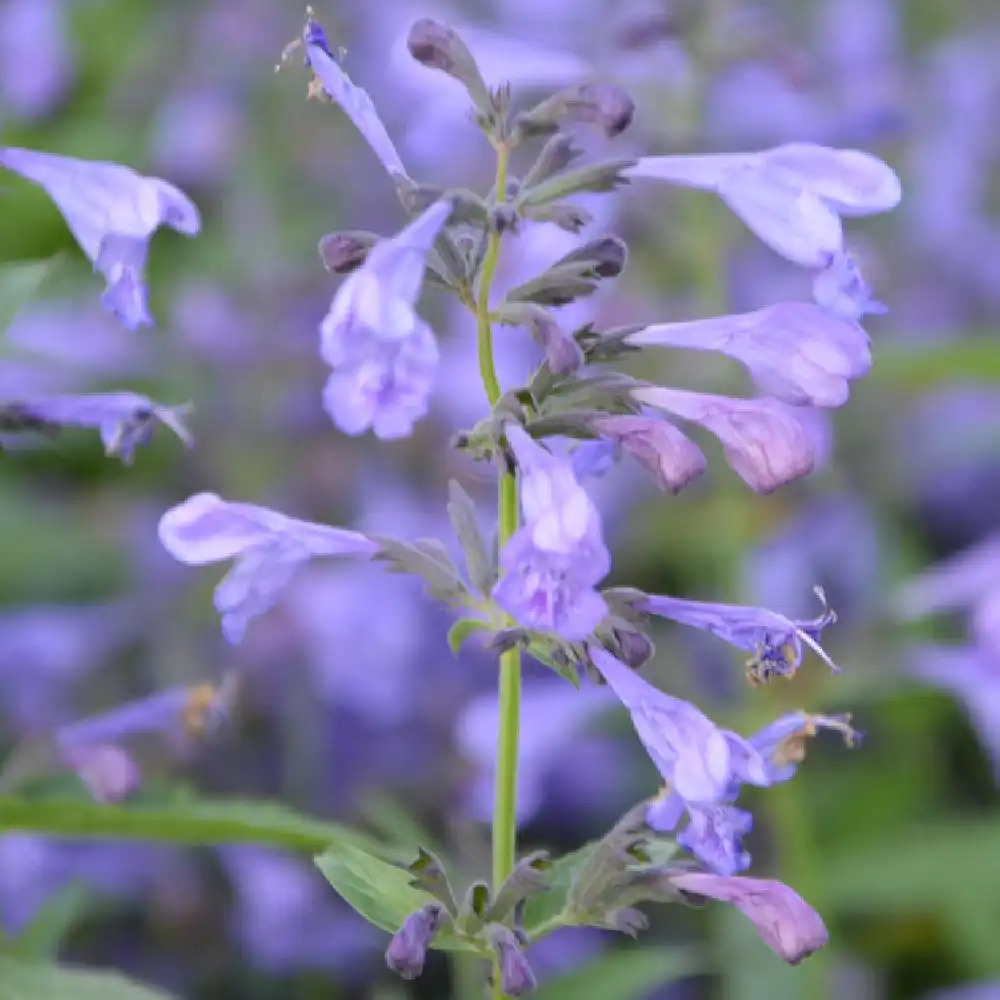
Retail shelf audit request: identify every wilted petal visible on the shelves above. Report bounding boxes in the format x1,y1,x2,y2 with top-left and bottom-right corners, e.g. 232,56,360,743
630,303,871,408
0,145,199,328
748,711,859,783
303,16,409,180
589,414,707,492
670,872,828,963
159,494,376,642
632,387,815,493
3,392,191,463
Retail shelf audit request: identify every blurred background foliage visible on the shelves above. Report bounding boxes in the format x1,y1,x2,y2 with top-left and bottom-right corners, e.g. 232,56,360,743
2,0,1000,998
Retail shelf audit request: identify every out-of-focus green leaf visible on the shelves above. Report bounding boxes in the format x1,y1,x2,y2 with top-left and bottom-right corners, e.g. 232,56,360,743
0,958,176,1000
870,341,1000,391
0,258,59,334
0,795,394,858
8,884,90,960
532,946,702,1000
315,843,483,953
522,845,593,931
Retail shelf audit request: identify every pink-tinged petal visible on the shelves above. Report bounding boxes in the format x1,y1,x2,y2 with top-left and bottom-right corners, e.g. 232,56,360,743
629,303,871,408
61,744,141,803
633,387,815,493
670,872,828,964
589,414,707,492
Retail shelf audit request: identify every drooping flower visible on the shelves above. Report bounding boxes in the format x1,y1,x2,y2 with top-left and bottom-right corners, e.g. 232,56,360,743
639,590,839,682
587,414,707,493
747,711,860,782
300,14,409,181
385,902,444,980
628,302,871,408
668,871,828,964
493,425,611,640
631,387,818,493
626,142,900,267
487,925,538,996
589,646,769,875
0,392,192,463
0,146,200,329
158,493,377,643
320,199,451,439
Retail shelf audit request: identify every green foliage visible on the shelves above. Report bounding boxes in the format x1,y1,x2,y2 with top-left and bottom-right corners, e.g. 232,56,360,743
6,885,91,961
0,258,60,334
0,958,176,1000
532,946,702,1000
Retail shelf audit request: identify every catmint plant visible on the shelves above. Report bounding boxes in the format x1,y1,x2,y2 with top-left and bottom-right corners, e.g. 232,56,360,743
0,8,900,997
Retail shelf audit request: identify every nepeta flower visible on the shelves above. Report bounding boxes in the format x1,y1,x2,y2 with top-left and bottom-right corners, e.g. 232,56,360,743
320,200,451,439
628,303,871,408
588,414,707,493
748,712,860,782
812,251,887,321
669,872,828,964
493,426,611,640
0,146,200,329
626,143,900,267
301,15,409,181
1,392,192,463
632,387,817,493
158,493,377,643
640,591,839,682
589,646,769,875
385,902,444,979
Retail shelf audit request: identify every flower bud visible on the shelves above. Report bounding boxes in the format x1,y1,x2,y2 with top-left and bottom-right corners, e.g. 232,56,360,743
514,83,636,139
317,231,377,274
385,902,445,980
522,133,583,189
487,925,537,997
406,19,492,114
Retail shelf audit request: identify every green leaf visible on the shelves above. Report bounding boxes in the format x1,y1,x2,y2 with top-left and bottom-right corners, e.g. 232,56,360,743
446,617,491,654
0,795,395,858
522,845,593,932
315,843,484,953
0,258,59,334
532,946,702,1000
0,958,176,1000
9,884,90,960
446,480,493,593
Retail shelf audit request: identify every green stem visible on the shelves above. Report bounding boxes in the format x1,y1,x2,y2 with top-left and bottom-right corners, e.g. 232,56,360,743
474,142,521,1000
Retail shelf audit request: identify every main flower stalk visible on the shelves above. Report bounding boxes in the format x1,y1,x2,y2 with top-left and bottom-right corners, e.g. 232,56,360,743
476,143,522,996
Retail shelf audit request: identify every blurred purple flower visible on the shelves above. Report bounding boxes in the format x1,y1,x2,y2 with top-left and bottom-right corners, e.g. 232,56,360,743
302,15,409,180
222,847,378,975
588,414,707,493
320,200,451,439
628,302,871,408
589,647,769,874
493,426,610,639
922,981,1000,1000
151,88,244,187
632,387,817,493
812,251,886,321
158,493,377,643
0,147,200,329
2,392,192,463
627,143,900,267
669,871,828,964
0,0,73,121
640,591,839,681
59,745,141,804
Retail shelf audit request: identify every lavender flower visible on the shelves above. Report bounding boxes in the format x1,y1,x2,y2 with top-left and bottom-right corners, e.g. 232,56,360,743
632,387,818,493
320,200,451,439
589,646,769,874
812,251,887,321
669,872,828,964
628,303,872,408
488,925,538,996
0,146,200,329
300,14,409,181
640,591,839,682
158,493,377,642
58,745,141,804
493,426,611,639
385,902,444,979
747,712,860,782
588,414,707,493
626,143,900,267
1,392,192,463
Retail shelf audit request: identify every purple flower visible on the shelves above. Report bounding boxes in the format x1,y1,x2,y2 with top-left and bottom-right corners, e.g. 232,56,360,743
588,414,707,493
488,925,538,997
320,200,451,439
669,872,828,964
812,251,887,321
493,426,611,639
2,392,192,463
301,15,409,180
747,711,860,783
627,143,900,267
58,745,141,804
922,981,1000,1000
628,303,871,408
158,493,377,643
0,0,74,121
385,902,444,980
640,591,839,682
589,646,769,874
631,387,817,493
0,146,200,329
